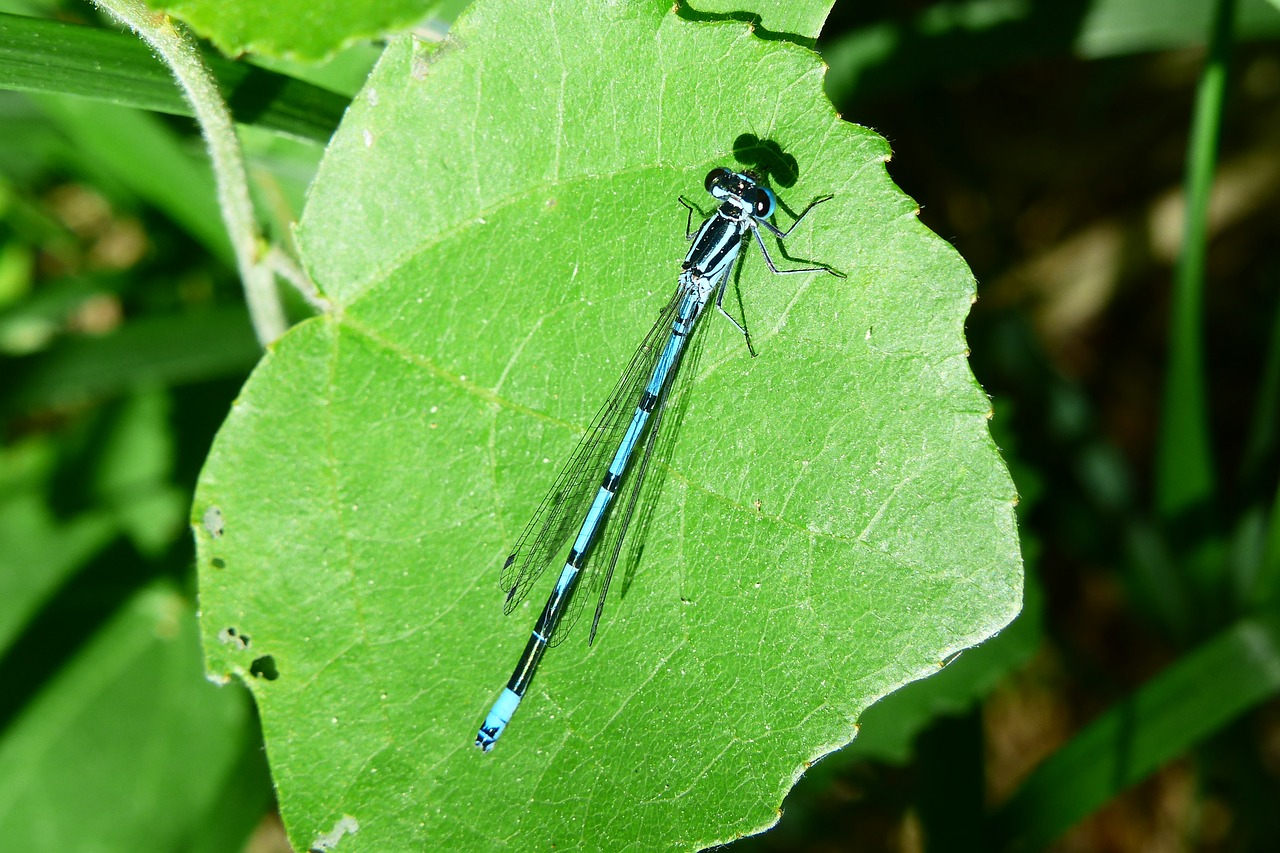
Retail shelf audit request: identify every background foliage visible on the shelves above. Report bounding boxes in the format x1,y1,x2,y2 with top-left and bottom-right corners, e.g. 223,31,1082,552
1,0,1278,851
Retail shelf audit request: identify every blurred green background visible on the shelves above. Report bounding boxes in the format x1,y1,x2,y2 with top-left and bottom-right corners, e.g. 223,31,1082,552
2,0,1279,850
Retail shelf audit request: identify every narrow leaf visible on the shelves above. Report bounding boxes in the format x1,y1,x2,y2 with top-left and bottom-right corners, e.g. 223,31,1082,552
0,12,347,142
994,611,1280,849
0,584,255,852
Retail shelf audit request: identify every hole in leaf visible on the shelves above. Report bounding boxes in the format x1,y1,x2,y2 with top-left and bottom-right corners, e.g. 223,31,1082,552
250,655,279,680
217,627,251,650
211,557,226,569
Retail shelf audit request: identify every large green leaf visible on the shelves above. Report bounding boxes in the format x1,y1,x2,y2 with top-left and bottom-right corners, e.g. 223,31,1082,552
848,563,1042,764
193,0,1022,849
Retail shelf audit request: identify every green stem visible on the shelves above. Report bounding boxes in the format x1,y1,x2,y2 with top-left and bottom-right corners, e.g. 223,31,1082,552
90,0,287,346
1154,0,1236,519
266,246,329,313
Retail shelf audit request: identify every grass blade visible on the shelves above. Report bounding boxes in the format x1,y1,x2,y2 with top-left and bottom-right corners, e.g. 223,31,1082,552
993,610,1280,849
0,12,347,143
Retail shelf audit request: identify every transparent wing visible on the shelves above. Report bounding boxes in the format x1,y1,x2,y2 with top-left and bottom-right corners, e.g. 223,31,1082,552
500,285,686,615
573,296,712,646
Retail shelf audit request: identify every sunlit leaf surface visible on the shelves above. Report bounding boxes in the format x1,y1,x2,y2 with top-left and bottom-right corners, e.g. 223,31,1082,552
194,1,1022,848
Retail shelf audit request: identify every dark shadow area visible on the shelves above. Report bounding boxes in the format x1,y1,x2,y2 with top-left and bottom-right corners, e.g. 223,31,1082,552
734,134,800,188
819,1,1094,107
676,1,818,50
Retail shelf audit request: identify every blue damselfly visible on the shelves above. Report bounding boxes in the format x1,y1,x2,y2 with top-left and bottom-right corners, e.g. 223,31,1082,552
475,168,841,751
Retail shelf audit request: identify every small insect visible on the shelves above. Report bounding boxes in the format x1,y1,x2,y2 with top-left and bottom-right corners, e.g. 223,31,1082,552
475,168,842,751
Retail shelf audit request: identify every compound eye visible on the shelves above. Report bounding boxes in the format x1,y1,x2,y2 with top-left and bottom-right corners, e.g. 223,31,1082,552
745,187,776,219
704,168,733,193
